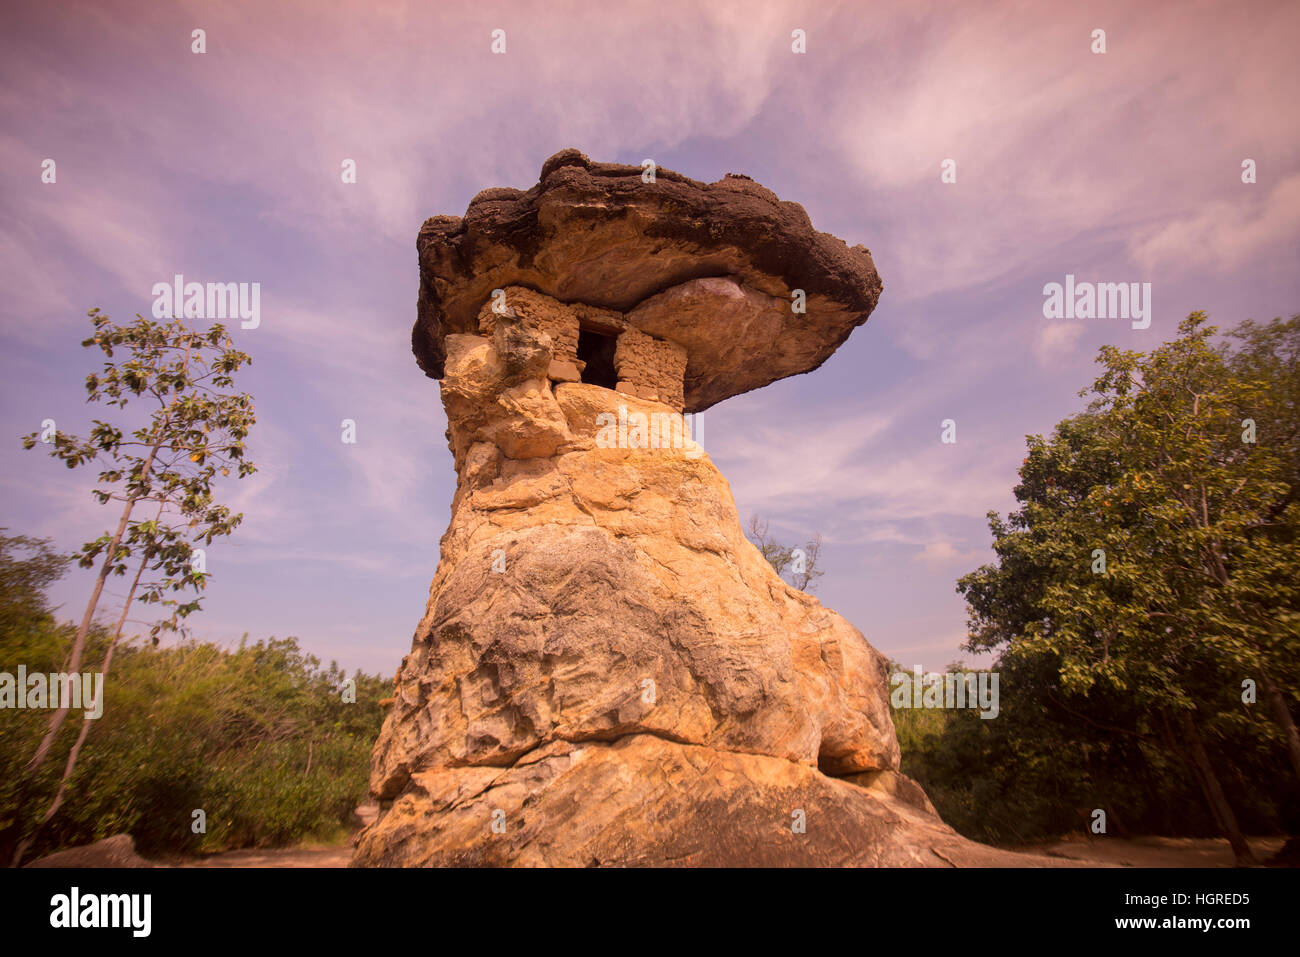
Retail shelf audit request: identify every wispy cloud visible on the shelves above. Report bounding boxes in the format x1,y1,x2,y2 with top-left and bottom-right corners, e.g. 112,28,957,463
1130,174,1300,273
2,0,1297,674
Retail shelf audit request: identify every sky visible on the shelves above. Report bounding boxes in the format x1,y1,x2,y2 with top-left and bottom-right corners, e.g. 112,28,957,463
1,0,1297,677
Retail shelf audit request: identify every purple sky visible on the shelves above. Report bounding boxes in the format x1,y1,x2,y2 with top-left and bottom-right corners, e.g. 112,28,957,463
2,0,1298,676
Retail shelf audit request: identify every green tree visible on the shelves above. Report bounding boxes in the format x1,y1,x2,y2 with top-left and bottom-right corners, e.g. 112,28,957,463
0,532,110,864
0,532,69,644
958,313,1299,864
12,309,256,864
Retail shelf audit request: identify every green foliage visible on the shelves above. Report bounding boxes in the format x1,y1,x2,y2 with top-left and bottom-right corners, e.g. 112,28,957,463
10,309,263,864
0,532,70,661
22,309,257,637
901,314,1300,846
888,658,1280,844
0,531,386,860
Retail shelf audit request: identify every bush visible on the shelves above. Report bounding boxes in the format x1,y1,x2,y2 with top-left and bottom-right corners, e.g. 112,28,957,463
0,533,388,862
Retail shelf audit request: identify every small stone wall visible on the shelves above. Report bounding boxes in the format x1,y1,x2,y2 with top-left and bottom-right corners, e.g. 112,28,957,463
475,285,686,410
477,286,581,364
613,327,687,409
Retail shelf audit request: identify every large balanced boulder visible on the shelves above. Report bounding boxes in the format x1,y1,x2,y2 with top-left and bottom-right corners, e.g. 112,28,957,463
355,150,1053,867
412,149,883,412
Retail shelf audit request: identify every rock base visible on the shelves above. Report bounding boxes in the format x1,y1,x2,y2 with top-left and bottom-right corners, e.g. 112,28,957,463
353,734,1061,867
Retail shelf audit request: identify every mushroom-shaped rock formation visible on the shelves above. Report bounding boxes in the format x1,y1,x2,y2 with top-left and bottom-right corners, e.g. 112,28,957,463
354,151,1058,867
412,148,883,412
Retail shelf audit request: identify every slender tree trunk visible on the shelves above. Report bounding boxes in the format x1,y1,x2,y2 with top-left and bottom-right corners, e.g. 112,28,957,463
1160,712,1228,834
10,544,150,867
1227,591,1300,789
1260,671,1300,785
24,418,170,779
24,499,135,777
1179,709,1256,865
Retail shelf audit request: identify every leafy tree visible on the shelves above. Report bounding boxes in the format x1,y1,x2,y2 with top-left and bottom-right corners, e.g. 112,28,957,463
958,313,1299,863
1,602,385,859
12,309,256,864
0,532,69,644
0,532,112,864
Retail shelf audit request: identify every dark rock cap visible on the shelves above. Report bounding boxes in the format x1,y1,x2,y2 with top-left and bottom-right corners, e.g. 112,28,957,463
414,148,883,412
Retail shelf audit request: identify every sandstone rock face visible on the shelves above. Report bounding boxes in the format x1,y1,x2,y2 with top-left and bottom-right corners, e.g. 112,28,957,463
358,735,1053,868
365,315,897,795
357,151,1051,867
412,149,883,412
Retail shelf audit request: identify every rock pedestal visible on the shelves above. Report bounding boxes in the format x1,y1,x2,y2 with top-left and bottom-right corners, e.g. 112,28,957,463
353,151,1054,867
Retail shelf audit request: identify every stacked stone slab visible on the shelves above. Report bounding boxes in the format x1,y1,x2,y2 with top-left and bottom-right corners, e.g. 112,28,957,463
354,150,1061,868
476,287,582,366
613,327,686,407
474,285,688,410
410,148,884,413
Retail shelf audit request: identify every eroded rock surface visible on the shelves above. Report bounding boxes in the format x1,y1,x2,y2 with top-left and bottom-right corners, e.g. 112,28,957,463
357,151,1051,867
358,735,1066,867
365,314,896,802
412,149,883,412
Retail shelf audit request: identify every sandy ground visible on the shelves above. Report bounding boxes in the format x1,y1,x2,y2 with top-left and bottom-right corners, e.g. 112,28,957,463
181,845,354,867
1018,835,1287,868
175,835,1288,868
